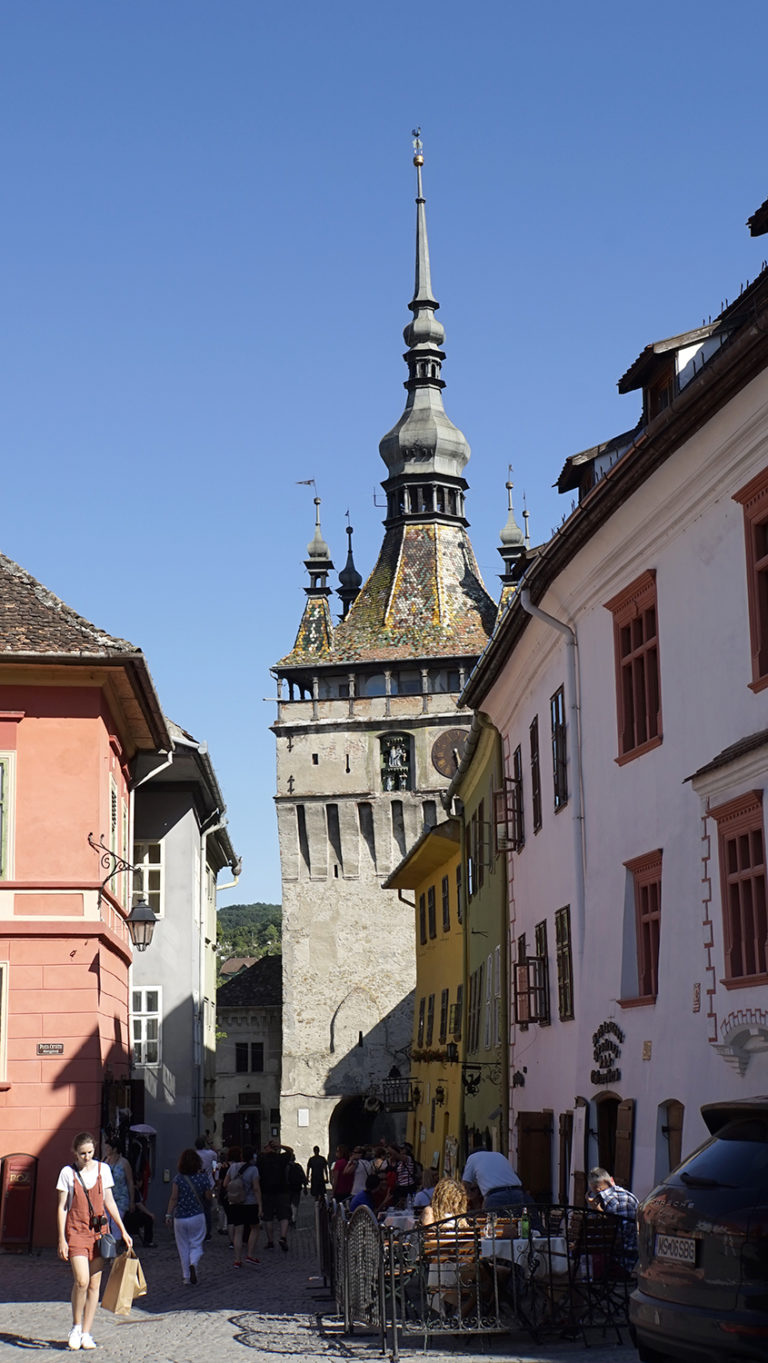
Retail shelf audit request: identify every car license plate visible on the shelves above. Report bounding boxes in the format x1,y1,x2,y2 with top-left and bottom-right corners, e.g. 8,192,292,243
654,1233,696,1265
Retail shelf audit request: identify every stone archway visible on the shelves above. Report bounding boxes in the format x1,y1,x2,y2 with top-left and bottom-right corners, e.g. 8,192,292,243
328,1095,401,1157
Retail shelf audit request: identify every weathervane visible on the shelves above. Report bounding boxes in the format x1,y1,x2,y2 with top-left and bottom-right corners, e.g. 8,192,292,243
412,126,424,168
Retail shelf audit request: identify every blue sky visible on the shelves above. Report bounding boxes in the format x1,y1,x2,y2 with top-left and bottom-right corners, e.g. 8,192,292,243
2,2,767,905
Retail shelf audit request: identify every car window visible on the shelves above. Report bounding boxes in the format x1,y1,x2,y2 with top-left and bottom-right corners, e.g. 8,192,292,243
669,1118,768,1190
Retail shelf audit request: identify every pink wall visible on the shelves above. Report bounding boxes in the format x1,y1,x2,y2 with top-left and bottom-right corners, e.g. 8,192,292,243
0,679,134,1246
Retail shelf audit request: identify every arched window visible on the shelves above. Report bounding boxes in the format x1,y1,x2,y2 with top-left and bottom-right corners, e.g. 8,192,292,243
380,734,411,791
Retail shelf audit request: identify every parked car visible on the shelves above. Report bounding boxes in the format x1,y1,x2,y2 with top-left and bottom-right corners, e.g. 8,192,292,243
629,1096,768,1362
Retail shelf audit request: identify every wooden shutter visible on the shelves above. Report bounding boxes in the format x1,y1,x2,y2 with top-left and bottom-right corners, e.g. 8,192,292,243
613,1098,635,1189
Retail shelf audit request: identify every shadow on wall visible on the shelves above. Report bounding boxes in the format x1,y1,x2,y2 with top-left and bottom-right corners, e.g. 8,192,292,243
324,989,415,1150
1,1021,127,1249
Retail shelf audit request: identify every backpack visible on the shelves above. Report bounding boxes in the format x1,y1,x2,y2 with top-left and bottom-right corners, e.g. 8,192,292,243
226,1162,250,1204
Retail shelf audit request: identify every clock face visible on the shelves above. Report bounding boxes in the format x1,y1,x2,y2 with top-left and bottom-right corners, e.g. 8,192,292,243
431,727,469,778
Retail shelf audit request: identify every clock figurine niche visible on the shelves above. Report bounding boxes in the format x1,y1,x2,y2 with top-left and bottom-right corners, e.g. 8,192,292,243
431,728,469,778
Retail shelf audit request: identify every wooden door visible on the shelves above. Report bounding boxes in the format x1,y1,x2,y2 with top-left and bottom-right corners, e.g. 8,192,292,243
516,1110,554,1203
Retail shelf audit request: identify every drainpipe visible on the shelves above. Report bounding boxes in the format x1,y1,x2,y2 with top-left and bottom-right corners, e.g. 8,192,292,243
197,810,226,1136
518,590,586,971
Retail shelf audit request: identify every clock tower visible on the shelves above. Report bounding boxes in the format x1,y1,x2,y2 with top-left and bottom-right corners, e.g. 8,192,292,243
272,137,498,1161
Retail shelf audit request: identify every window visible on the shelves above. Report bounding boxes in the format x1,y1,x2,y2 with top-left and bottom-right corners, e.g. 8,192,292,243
734,468,768,690
493,944,502,1045
0,755,14,879
418,894,427,946
476,799,486,888
380,734,411,791
238,1091,261,1107
534,921,551,1025
555,906,574,1020
626,851,662,998
442,875,450,932
530,718,542,832
456,864,462,924
511,747,524,849
484,953,493,1049
132,988,160,1066
605,571,662,762
427,885,436,939
450,983,463,1040
468,964,483,1054
712,793,768,984
550,687,568,810
417,997,426,1046
426,993,435,1046
236,1042,264,1073
495,768,523,853
133,841,164,917
439,988,449,1043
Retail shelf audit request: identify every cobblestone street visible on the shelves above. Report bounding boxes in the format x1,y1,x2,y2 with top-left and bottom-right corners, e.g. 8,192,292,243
0,1204,638,1363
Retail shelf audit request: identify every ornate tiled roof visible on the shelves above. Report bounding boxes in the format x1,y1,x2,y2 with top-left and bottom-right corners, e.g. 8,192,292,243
326,522,495,664
217,953,282,1007
277,595,334,666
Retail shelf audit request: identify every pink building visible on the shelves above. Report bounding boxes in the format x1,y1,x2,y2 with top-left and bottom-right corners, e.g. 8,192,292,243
0,553,168,1246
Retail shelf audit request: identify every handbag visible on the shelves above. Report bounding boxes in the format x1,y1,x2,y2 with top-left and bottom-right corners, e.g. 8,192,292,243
74,1167,118,1259
102,1248,148,1316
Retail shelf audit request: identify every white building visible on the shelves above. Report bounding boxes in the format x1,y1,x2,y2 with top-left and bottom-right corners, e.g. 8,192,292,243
464,216,768,1204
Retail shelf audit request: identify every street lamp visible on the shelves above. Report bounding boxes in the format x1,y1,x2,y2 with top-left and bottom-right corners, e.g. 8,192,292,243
88,832,157,952
126,898,156,952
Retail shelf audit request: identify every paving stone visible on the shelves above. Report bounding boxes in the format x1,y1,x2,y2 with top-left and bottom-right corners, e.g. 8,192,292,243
0,1221,637,1363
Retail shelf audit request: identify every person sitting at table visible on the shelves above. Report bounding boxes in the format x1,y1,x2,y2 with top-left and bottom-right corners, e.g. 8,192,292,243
349,1172,380,1213
585,1167,639,1272
419,1176,470,1228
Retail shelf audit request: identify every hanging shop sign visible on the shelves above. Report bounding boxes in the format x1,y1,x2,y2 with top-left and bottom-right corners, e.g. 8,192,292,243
590,1020,624,1085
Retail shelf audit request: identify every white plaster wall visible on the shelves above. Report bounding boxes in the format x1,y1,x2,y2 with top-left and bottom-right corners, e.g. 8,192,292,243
482,369,768,1200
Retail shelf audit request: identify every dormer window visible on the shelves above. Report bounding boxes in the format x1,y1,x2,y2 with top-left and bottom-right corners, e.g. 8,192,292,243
647,360,677,421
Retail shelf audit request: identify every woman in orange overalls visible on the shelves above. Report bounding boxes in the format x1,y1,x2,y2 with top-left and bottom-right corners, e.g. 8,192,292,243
56,1131,132,1351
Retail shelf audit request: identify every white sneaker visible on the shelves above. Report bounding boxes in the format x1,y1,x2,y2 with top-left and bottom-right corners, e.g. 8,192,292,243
80,1334,97,1350
68,1324,82,1350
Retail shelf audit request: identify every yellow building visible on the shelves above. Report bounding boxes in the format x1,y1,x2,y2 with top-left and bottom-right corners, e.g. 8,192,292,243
384,818,464,1178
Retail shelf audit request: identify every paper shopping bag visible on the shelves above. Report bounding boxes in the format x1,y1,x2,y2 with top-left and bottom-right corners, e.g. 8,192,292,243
133,1252,147,1300
102,1249,146,1316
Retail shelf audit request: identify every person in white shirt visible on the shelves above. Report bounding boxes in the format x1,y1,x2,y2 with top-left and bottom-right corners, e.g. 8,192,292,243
461,1147,528,1211
56,1130,132,1351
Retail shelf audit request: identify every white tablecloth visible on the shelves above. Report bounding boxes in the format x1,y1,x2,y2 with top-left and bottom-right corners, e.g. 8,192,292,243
481,1234,569,1278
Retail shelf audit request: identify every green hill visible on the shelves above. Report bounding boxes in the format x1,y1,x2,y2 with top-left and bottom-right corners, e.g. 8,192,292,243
216,902,282,960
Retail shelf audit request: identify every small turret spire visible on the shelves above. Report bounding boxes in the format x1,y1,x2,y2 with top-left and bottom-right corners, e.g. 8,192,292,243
338,512,363,618
498,468,526,586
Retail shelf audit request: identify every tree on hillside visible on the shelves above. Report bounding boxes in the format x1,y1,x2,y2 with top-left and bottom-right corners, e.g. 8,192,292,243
216,902,281,962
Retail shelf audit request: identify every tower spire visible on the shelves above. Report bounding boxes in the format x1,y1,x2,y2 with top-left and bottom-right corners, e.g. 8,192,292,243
378,131,471,518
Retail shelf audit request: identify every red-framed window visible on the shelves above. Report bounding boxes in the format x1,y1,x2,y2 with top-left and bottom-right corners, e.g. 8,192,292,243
605,570,662,763
625,850,662,999
711,792,768,985
733,468,768,692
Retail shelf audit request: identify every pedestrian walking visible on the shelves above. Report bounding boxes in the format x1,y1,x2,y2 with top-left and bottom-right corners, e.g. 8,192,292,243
287,1154,307,1225
306,1145,329,1199
56,1129,133,1351
223,1144,262,1268
165,1148,211,1285
257,1139,293,1251
101,1134,134,1247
